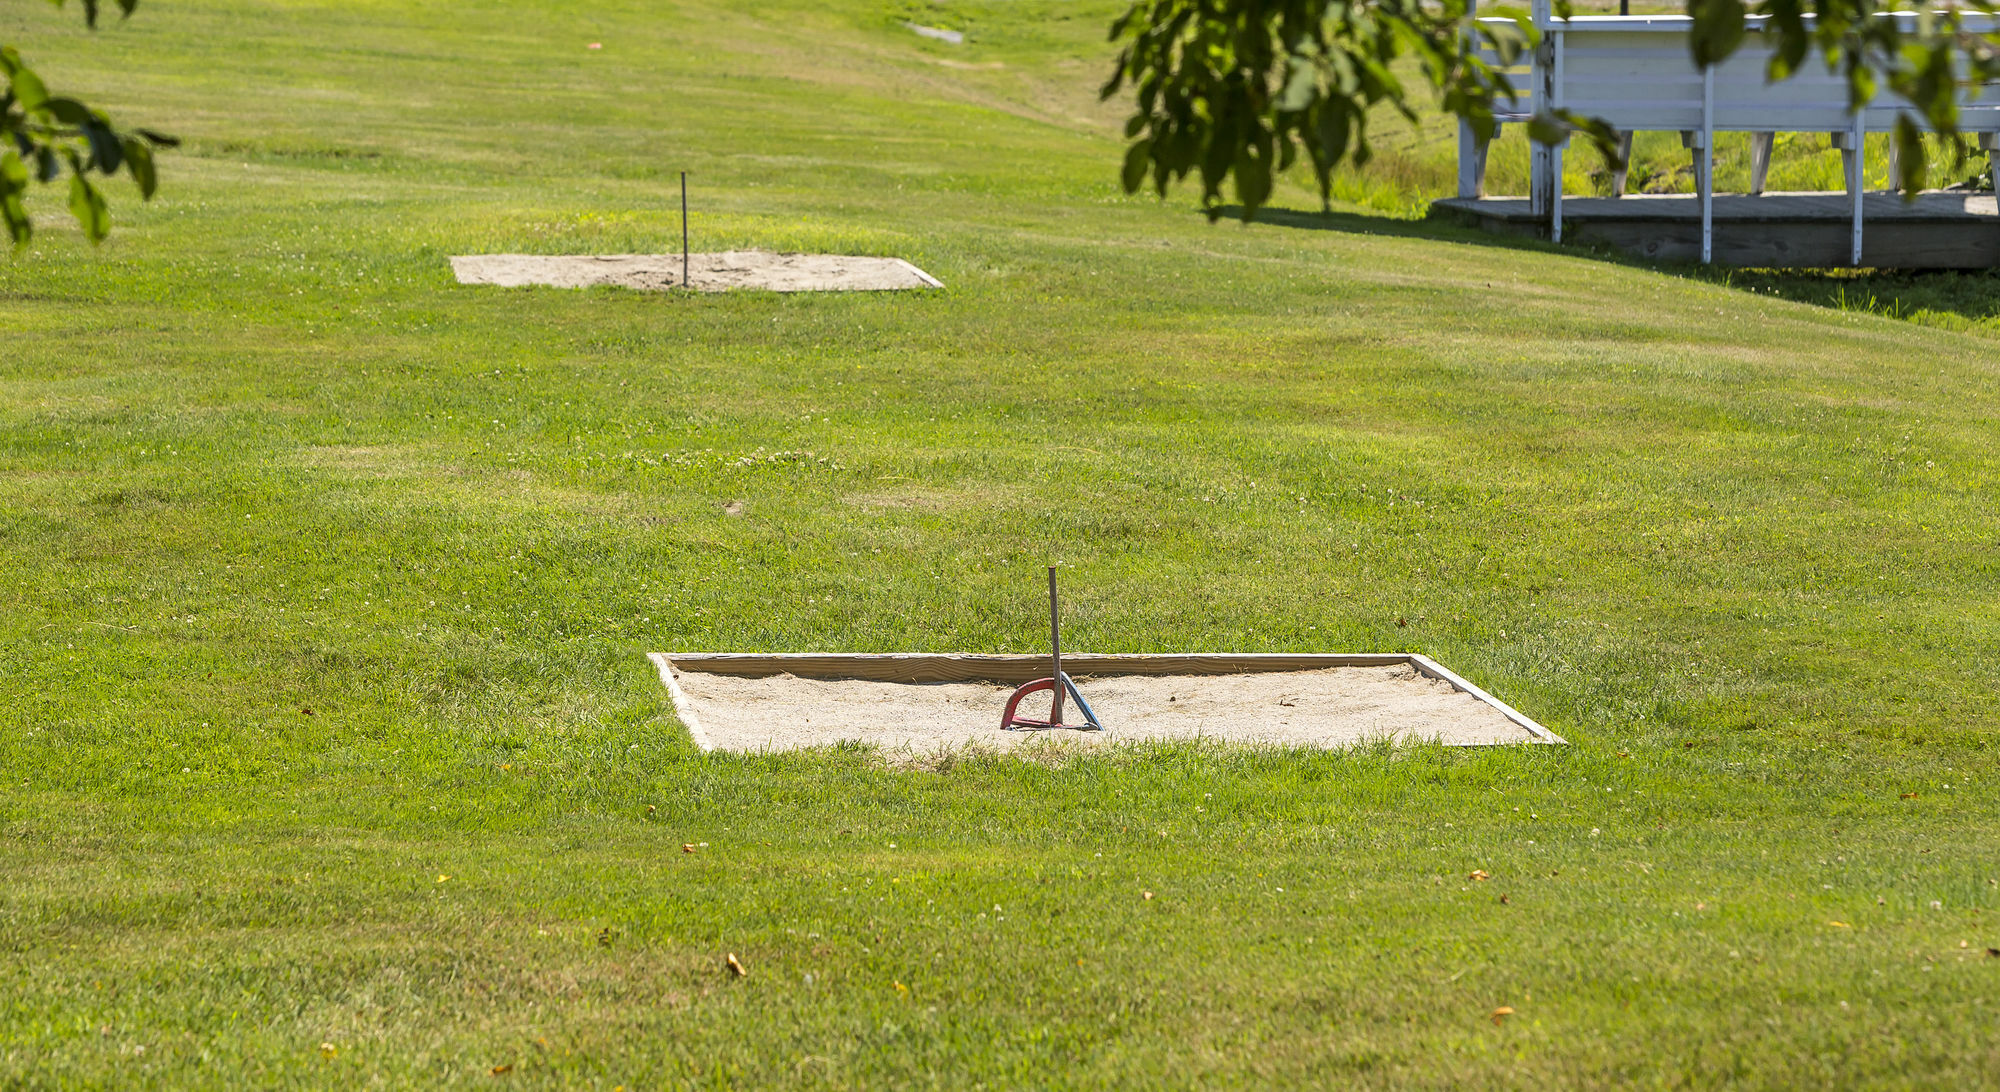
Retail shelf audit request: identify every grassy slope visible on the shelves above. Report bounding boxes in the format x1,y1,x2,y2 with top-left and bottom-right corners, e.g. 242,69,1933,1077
3,0,1998,1086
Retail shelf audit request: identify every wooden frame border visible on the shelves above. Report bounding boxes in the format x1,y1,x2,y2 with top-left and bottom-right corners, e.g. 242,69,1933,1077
891,258,944,289
646,652,1564,747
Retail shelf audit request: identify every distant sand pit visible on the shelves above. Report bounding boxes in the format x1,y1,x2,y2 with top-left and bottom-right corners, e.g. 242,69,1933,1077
449,251,942,293
650,654,1560,754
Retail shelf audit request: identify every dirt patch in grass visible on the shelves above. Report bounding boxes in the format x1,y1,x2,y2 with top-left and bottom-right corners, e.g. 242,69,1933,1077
449,251,942,293
666,664,1537,753
842,481,1024,512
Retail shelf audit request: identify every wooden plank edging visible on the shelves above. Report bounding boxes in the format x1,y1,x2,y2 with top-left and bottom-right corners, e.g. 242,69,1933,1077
647,652,715,751
892,258,944,289
1406,654,1566,744
651,651,1564,748
660,651,1420,684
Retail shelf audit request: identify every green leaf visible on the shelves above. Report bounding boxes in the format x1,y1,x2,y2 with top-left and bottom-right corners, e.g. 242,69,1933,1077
1,191,28,246
81,120,122,173
1565,112,1623,167
2,150,31,246
8,62,50,111
1100,60,1127,100
1527,110,1568,146
43,97,95,126
68,170,109,243
1486,26,1526,68
1894,115,1925,197
1313,101,1350,166
122,136,155,197
1848,66,1877,112
1687,0,1746,69
1120,138,1152,193
1275,55,1318,112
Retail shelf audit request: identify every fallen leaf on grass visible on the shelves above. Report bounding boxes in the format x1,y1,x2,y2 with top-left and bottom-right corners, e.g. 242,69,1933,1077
1142,891,1154,901
1489,1006,1514,1026
1499,893,1510,905
726,953,747,977
491,1064,512,1075
682,844,696,854
435,874,449,884
1468,870,1490,882
1828,921,1851,928
893,980,907,993
1900,793,1919,800
1615,751,1629,758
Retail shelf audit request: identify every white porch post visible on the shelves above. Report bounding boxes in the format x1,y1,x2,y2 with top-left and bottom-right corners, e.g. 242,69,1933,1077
1551,28,1566,242
1528,0,1554,221
1611,131,1635,197
1458,0,1484,198
1849,110,1866,265
1750,132,1773,195
1700,62,1714,263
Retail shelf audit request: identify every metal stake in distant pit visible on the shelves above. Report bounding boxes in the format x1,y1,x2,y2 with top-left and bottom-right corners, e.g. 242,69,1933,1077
1000,566,1104,732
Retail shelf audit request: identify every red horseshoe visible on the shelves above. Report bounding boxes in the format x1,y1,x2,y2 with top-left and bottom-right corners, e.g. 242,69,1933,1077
1000,677,1060,730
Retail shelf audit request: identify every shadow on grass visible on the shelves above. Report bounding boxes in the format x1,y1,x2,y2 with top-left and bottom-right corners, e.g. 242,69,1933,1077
1220,203,2000,336
1214,203,1543,248
1219,201,1702,274
1701,266,2000,333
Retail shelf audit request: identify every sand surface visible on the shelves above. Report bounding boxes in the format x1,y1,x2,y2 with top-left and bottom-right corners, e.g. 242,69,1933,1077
667,664,1538,753
449,251,942,293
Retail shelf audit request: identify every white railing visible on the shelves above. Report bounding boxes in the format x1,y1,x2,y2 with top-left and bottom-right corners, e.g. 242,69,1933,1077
1458,6,2000,263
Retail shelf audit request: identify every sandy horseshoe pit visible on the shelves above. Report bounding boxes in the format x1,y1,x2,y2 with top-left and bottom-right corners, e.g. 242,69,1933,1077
650,653,1561,754
449,251,942,293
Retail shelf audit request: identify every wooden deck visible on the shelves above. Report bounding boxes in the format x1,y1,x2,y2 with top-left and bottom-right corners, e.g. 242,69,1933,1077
1433,191,2000,268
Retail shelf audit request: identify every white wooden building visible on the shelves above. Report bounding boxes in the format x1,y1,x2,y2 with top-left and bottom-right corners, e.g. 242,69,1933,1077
1439,5,2000,267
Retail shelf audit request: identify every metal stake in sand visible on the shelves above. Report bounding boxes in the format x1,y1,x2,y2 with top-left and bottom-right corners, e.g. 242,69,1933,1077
1000,566,1104,732
680,171,690,290
1047,565,1065,724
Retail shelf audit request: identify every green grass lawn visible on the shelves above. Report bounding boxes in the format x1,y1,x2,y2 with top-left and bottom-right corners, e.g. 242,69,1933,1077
4,0,1999,1086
